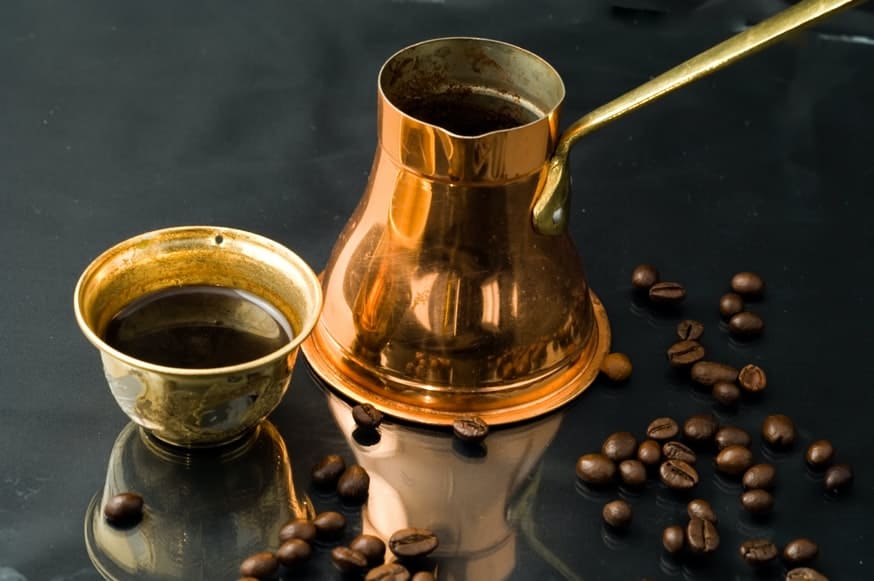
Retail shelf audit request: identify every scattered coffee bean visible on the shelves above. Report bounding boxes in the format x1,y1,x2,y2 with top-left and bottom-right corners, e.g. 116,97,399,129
662,441,697,464
686,517,719,553
637,439,662,467
659,459,699,490
602,431,638,461
786,567,829,581
331,546,368,574
806,440,834,470
600,352,633,382
453,416,489,443
576,453,616,485
719,292,744,319
649,281,687,304
350,534,386,566
687,498,718,524
715,426,752,450
783,538,819,566
239,552,279,578
667,340,706,367
312,454,346,488
278,519,317,543
683,412,719,447
313,511,346,539
740,489,774,514
365,563,411,581
762,414,796,448
729,311,765,337
277,539,312,567
389,528,439,558
411,572,436,581
353,403,384,429
738,364,767,392
731,271,765,298
712,381,741,406
337,464,370,503
602,499,633,529
677,319,704,341
690,361,738,386
824,463,853,492
742,464,776,490
631,264,660,290
739,539,778,565
103,492,144,528
662,525,685,554
619,459,647,487
646,417,679,441
716,445,754,476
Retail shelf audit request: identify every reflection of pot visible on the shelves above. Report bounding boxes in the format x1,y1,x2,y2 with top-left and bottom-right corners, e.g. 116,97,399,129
325,389,564,581
85,421,312,580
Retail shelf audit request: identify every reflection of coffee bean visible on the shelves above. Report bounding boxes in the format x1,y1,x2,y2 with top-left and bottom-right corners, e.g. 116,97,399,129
806,440,834,470
602,431,637,461
279,519,317,543
786,568,829,581
715,445,754,476
730,271,765,297
740,489,774,514
646,417,679,441
676,319,704,341
277,539,312,567
602,499,633,530
667,340,706,367
312,454,346,488
742,464,776,490
389,528,439,558
687,498,717,524
685,517,719,553
783,538,819,566
313,511,346,540
103,492,144,528
691,361,738,386
659,459,699,490
365,563,411,581
738,364,767,392
353,403,384,429
762,414,796,448
637,439,662,467
739,539,778,565
576,453,616,485
337,464,370,504
239,552,279,578
719,292,744,319
662,441,697,464
649,281,686,304
729,311,765,337
824,464,853,492
331,547,368,574
662,525,684,554
631,264,660,290
712,382,741,406
715,426,751,450
453,416,489,443
350,534,386,566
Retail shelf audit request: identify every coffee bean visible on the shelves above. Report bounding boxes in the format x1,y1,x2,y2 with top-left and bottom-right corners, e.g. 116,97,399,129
331,546,368,574
742,464,776,490
103,492,144,528
389,528,439,558
353,403,384,429
411,572,436,581
662,525,685,554
783,538,819,566
649,281,686,304
312,454,346,488
687,498,718,524
762,414,796,448
365,563,411,581
659,459,699,490
632,264,660,290
686,517,719,553
279,519,317,543
739,539,778,565
677,319,704,341
824,463,853,492
715,426,751,450
602,431,638,461
719,292,744,319
637,439,662,467
667,340,706,367
712,382,741,406
619,459,647,487
729,311,765,337
453,416,489,443
731,271,765,297
602,499,633,529
683,412,719,447
350,534,386,566
786,567,829,581
690,361,738,386
313,511,346,540
337,464,370,503
662,440,697,463
646,417,679,441
239,552,279,578
600,352,633,382
740,489,774,514
576,453,616,485
716,445,754,476
738,364,767,392
277,539,312,567
806,440,834,470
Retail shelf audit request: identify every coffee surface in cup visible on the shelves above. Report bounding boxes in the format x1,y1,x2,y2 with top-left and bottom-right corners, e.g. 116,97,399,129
399,91,538,136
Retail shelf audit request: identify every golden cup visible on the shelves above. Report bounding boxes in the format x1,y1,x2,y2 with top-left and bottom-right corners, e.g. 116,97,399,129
74,226,323,447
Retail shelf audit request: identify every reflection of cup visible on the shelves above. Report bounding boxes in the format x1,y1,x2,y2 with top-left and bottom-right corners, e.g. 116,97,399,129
74,226,323,446
324,389,564,581
85,420,312,580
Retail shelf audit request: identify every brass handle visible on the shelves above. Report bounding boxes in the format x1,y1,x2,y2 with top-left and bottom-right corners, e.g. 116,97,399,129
533,0,866,235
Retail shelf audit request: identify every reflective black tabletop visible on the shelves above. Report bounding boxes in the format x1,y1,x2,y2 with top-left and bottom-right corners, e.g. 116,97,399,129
2,1,873,579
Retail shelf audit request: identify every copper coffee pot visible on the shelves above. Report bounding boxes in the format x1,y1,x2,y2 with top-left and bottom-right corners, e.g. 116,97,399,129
302,0,862,425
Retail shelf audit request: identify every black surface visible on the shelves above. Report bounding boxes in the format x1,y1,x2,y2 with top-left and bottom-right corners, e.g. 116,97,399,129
2,0,873,579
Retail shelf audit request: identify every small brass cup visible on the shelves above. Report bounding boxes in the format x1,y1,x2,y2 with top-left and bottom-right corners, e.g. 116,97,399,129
74,226,323,447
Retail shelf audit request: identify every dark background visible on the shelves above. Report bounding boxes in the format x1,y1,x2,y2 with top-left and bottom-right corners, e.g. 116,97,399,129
2,0,873,579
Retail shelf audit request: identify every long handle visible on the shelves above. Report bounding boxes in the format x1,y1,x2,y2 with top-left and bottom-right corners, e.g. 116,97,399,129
533,0,866,235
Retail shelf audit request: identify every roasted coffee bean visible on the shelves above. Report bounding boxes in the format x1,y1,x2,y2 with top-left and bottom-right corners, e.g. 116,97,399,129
716,445,754,476
103,492,144,528
331,547,368,574
677,319,704,341
602,431,638,461
786,567,829,581
662,441,697,464
824,464,853,492
686,517,719,553
729,311,765,337
600,352,633,382
576,453,616,485
738,364,767,392
683,412,719,447
646,417,679,441
365,563,411,581
740,489,774,514
662,525,685,554
742,464,776,490
350,534,386,566
649,281,686,304
667,340,706,367
389,528,439,558
312,454,346,488
806,440,834,470
762,414,796,448
712,382,741,406
453,416,489,443
619,459,647,487
602,499,633,529
715,426,752,450
631,264,660,290
731,271,765,297
337,464,370,503
659,459,699,490
719,292,744,319
739,539,778,565
637,439,662,466
687,498,717,523
353,403,384,429
279,519,317,543
313,511,346,539
690,361,739,386
411,572,436,581
277,539,312,567
239,552,279,578
783,538,819,566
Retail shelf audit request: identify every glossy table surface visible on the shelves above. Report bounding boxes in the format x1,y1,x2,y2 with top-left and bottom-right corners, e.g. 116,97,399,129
2,1,873,579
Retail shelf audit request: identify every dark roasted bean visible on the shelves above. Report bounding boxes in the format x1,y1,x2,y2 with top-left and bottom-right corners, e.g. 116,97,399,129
729,311,765,337
719,292,744,319
824,464,853,492
738,364,767,392
716,445,754,476
646,417,679,441
731,271,765,297
279,519,317,543
683,412,719,447
712,381,741,406
353,403,384,429
659,459,699,490
637,439,662,467
686,517,719,553
239,552,279,578
576,453,616,485
311,454,346,488
667,340,706,367
786,567,829,581
313,511,346,540
662,525,685,554
389,528,439,558
742,464,776,490
602,431,638,461
715,426,751,450
331,547,368,574
631,264,660,290
740,489,774,514
619,459,647,487
687,498,717,524
277,539,312,567
806,440,834,470
739,539,778,565
602,499,633,529
690,361,738,386
365,563,411,581
350,534,387,566
783,538,819,566
662,441,697,464
453,416,489,443
762,414,796,448
649,281,687,304
103,492,144,528
677,319,704,341
600,352,633,381
337,465,370,504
